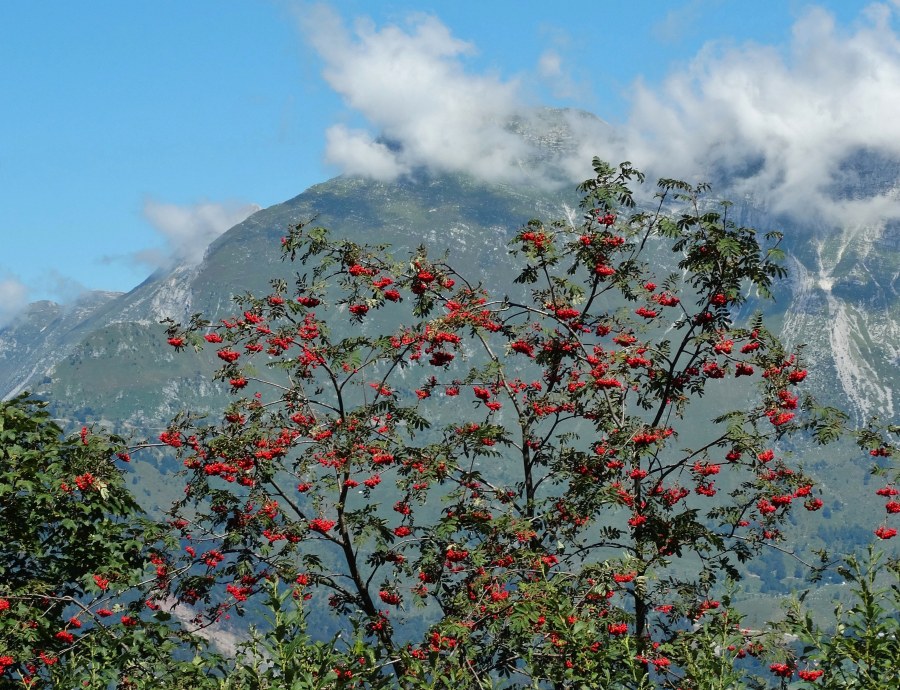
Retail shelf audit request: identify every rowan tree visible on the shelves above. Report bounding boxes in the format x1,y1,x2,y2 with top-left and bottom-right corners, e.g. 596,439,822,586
153,159,848,688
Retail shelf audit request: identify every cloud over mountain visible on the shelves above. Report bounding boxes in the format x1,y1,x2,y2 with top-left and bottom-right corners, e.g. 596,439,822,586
136,200,261,269
625,3,900,223
0,276,29,327
302,3,900,224
299,6,549,185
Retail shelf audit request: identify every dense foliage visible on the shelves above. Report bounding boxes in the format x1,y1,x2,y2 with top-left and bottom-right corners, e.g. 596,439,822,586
1,160,897,688
0,394,213,688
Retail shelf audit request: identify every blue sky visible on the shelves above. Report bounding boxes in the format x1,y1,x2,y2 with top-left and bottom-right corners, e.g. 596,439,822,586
1,0,893,318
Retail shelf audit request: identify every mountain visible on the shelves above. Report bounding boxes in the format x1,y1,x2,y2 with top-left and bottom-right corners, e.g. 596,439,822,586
8,170,894,429
1,169,573,431
786,207,898,423
0,291,122,400
1,111,897,594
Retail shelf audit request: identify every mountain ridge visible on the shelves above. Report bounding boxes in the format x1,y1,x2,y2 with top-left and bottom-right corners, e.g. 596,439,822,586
2,106,896,427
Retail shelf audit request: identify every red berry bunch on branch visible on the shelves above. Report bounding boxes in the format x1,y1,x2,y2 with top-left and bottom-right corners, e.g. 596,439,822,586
156,159,857,687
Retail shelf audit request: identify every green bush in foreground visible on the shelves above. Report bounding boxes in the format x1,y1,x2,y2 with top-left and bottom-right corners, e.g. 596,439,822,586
0,394,216,689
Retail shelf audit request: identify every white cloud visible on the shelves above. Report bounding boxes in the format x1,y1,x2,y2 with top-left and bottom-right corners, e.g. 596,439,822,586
624,4,900,223
324,125,409,180
653,0,722,45
299,5,561,185
537,49,582,101
537,50,563,80
300,4,900,225
40,271,91,304
0,276,29,327
139,200,261,268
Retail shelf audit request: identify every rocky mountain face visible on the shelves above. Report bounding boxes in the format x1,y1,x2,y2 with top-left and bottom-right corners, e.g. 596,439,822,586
0,291,121,400
2,142,897,430
780,220,898,423
0,170,571,432
774,159,899,424
1,115,896,502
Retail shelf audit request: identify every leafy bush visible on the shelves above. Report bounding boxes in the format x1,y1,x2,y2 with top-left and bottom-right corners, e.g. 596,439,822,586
0,394,214,688
154,160,843,687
